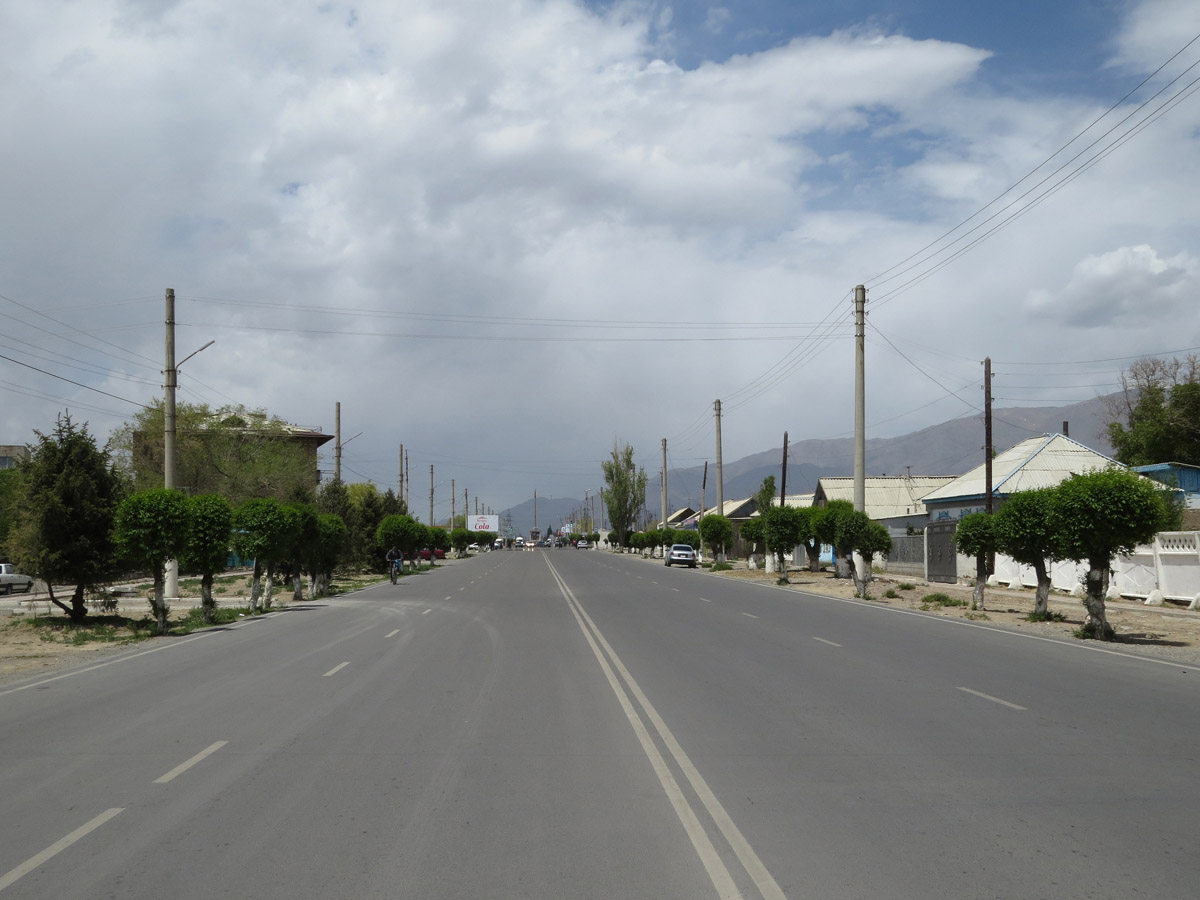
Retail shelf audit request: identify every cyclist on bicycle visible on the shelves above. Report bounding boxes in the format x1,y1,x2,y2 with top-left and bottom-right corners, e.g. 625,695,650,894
386,545,402,583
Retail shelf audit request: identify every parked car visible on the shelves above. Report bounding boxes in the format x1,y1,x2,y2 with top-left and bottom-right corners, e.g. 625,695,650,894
665,544,698,568
0,563,34,594
418,547,446,560
577,540,590,549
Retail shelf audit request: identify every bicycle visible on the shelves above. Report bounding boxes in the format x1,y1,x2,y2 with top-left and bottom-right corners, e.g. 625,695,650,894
389,557,402,585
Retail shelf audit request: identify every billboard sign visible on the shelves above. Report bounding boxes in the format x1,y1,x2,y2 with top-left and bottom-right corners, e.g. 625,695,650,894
469,514,500,533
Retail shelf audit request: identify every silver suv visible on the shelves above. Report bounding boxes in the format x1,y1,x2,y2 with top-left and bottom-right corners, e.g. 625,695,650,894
665,544,698,568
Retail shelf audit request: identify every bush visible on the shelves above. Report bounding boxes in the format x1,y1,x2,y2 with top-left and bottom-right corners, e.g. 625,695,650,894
711,561,733,571
898,582,915,591
884,588,899,598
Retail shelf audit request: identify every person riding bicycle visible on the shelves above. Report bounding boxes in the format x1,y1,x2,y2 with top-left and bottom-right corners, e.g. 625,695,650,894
385,545,402,581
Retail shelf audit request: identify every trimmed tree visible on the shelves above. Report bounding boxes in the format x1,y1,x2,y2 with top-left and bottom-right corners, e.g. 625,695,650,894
231,497,299,611
182,493,234,624
836,509,892,597
816,500,855,578
992,488,1057,618
450,527,473,557
376,514,425,574
954,512,996,610
699,515,732,562
113,489,191,634
1050,468,1172,639
762,505,805,583
308,513,347,598
794,506,822,571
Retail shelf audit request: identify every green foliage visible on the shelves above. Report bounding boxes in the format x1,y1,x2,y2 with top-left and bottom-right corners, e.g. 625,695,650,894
754,476,776,516
992,489,1057,565
231,498,295,564
182,494,234,579
739,516,764,547
1108,358,1200,466
7,414,124,621
1026,609,1065,622
698,515,732,556
710,561,733,571
898,582,916,591
376,514,426,563
601,442,648,548
450,527,473,555
1050,468,1172,566
885,588,899,598
815,500,855,554
114,489,191,568
0,466,22,547
762,505,805,553
111,401,319,504
954,512,997,556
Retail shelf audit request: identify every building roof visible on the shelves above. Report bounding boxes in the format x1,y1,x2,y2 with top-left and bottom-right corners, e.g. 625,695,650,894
769,493,815,509
814,476,956,520
921,434,1119,505
701,497,758,520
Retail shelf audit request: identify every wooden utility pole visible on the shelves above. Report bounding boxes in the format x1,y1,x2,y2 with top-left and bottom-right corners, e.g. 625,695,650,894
661,438,668,539
429,465,434,526
984,357,994,514
451,478,456,528
398,444,404,505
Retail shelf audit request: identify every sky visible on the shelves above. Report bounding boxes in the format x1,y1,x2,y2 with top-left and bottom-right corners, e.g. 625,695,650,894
2,0,1199,523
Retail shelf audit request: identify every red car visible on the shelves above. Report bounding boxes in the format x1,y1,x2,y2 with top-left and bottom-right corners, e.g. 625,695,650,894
418,547,446,560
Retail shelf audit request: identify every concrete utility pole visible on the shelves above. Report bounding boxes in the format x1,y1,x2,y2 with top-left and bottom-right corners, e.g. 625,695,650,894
334,402,342,483
429,465,434,526
405,451,410,509
780,431,789,503
398,444,404,504
164,288,178,598
661,438,668,541
533,490,537,536
714,400,724,515
853,285,866,514
984,357,994,514
451,478,456,528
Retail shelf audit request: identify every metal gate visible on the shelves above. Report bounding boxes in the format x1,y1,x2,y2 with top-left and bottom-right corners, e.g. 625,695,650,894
926,521,958,584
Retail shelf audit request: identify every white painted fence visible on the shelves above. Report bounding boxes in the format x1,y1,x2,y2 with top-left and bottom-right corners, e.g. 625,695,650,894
980,531,1200,608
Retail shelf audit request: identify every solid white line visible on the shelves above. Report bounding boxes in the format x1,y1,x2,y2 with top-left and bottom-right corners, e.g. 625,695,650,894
812,637,842,647
154,741,229,784
957,686,1026,711
542,559,742,899
323,662,350,677
0,808,123,892
385,629,400,638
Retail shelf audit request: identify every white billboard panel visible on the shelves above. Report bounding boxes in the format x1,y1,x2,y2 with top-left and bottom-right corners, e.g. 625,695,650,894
469,514,500,533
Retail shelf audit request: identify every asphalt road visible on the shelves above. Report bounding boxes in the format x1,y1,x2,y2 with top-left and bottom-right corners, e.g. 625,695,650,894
1,550,1196,899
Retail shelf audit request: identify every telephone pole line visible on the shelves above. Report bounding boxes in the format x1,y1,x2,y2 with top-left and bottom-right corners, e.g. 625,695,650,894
853,285,866,514
714,400,724,515
984,356,994,513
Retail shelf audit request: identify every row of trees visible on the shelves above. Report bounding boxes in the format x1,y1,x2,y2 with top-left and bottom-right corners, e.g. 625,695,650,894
2,414,425,633
954,468,1179,638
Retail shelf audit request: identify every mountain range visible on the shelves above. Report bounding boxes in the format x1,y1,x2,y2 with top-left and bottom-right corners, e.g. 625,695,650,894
500,395,1117,539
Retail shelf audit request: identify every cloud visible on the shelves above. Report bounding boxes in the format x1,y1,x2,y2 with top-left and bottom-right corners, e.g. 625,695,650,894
1025,245,1199,327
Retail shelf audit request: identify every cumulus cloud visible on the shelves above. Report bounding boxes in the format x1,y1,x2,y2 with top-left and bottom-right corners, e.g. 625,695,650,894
1025,245,1199,327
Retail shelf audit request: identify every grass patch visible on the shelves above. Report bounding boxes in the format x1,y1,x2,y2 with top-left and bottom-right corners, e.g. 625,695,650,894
884,588,899,599
710,561,733,572
920,592,968,609
1073,621,1116,641
29,614,156,646
964,611,991,621
1025,609,1066,623
898,583,916,591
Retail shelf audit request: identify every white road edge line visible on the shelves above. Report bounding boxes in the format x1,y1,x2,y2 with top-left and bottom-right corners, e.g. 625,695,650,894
812,637,842,647
323,662,350,677
957,686,1026,711
0,808,124,892
546,555,787,900
154,740,229,784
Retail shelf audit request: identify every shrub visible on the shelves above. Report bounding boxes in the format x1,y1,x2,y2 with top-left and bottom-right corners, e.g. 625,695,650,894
920,592,968,608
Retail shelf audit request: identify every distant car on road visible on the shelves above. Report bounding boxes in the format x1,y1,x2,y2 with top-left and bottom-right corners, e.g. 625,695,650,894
577,540,589,549
665,544,698,568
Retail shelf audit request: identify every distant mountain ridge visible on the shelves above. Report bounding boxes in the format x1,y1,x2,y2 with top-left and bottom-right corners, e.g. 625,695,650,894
502,395,1116,538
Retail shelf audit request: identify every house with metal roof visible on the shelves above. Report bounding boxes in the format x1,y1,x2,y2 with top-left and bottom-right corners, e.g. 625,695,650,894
814,476,956,534
920,433,1120,525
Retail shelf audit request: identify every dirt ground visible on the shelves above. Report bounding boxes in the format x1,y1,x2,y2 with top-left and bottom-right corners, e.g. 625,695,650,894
4,555,1199,687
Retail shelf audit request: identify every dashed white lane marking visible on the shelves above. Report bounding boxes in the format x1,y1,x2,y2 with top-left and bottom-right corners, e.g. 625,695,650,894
741,613,759,619
700,598,712,602
812,637,842,647
385,629,400,638
957,686,1026,711
323,662,350,677
0,808,124,892
154,741,229,784
423,608,433,615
